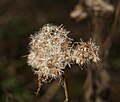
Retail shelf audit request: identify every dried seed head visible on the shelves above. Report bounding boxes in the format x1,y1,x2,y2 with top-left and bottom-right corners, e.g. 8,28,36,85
27,24,100,95
85,0,114,16
27,24,72,85
70,0,114,21
72,39,100,66
95,2,113,16
70,5,87,21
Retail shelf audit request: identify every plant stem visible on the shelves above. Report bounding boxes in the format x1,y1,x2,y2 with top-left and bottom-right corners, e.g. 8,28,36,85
36,85,42,96
62,74,69,102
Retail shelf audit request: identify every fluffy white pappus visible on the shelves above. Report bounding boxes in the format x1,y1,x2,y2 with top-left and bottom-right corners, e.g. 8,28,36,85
27,24,73,84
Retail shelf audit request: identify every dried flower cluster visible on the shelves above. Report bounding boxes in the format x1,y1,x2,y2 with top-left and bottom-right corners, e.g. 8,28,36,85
70,0,114,21
72,39,100,66
70,5,87,22
27,24,99,93
85,0,114,16
27,24,72,86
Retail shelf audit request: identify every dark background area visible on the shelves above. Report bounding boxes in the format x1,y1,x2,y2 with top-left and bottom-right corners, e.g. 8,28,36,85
0,0,120,102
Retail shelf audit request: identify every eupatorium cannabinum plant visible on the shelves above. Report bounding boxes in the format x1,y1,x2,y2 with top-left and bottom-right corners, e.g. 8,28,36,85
27,24,100,98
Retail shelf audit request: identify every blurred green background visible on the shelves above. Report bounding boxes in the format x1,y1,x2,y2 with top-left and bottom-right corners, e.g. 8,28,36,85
0,0,120,102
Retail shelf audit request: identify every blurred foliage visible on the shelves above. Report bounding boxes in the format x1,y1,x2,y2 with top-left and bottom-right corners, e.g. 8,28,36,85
0,0,120,102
